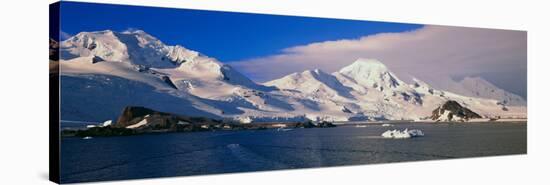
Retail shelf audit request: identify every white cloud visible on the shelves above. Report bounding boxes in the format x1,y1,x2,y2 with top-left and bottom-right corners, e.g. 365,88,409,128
229,25,527,97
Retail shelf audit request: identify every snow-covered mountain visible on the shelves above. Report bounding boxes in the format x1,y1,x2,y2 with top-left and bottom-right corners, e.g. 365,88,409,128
444,76,526,106
265,58,525,121
61,30,204,68
264,69,354,100
58,30,527,123
337,59,405,93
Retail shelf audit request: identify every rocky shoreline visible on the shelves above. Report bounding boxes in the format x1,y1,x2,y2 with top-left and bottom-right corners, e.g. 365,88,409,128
61,106,336,138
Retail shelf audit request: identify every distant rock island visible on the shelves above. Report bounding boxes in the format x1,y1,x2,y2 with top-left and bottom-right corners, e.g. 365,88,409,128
62,106,336,137
431,100,482,122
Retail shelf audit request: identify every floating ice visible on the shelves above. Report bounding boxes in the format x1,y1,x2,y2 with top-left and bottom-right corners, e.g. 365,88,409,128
381,128,424,139
407,129,424,137
381,123,394,127
277,127,293,132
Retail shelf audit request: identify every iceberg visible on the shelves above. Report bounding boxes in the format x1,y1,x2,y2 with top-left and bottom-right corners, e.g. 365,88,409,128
407,129,424,137
381,128,424,139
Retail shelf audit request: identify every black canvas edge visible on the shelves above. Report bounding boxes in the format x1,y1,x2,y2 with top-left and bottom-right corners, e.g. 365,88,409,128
49,1,61,184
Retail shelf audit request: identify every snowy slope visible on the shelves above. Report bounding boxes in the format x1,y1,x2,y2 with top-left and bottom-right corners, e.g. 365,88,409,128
265,69,354,100
447,76,526,106
337,58,405,93
58,30,527,123
59,30,298,122
60,30,204,68
267,58,526,120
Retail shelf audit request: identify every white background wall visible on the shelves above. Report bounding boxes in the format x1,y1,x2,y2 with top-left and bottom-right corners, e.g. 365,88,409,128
0,0,548,184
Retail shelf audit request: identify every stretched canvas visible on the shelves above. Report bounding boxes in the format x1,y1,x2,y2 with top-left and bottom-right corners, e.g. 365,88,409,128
49,1,527,183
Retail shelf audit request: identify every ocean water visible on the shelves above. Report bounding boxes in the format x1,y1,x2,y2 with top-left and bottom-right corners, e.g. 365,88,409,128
60,122,526,183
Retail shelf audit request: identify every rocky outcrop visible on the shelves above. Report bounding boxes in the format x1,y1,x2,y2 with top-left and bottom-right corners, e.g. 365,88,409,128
161,76,178,89
316,121,337,128
92,56,104,63
62,106,339,137
431,100,482,122
115,106,162,127
115,106,221,129
294,121,336,128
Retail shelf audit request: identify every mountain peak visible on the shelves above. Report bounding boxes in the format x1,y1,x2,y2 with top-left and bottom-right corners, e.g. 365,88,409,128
61,29,206,68
303,69,327,76
338,58,390,78
98,29,115,34
121,29,147,34
265,68,354,99
455,76,526,106
72,30,115,38
176,57,261,89
347,58,388,70
338,58,402,90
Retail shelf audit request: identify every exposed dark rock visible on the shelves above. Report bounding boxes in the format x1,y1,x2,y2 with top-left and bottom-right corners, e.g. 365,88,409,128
412,92,423,105
295,121,316,128
64,106,338,137
342,106,352,113
401,92,410,101
87,42,97,50
317,121,337,128
115,106,165,127
431,100,482,121
497,101,509,111
161,76,178,89
164,56,186,66
294,121,336,128
92,56,104,63
74,126,135,137
115,106,221,129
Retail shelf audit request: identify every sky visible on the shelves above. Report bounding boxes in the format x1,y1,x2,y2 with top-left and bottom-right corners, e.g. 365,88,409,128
59,1,527,98
59,1,421,62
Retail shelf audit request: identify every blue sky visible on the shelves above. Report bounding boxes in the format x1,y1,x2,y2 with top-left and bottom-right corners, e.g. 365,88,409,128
59,1,422,62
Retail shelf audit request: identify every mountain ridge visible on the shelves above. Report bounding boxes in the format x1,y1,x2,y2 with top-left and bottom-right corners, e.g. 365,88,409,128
57,30,527,123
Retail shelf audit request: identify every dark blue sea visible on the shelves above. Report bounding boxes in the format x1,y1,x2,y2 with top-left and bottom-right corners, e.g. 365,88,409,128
60,122,526,183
